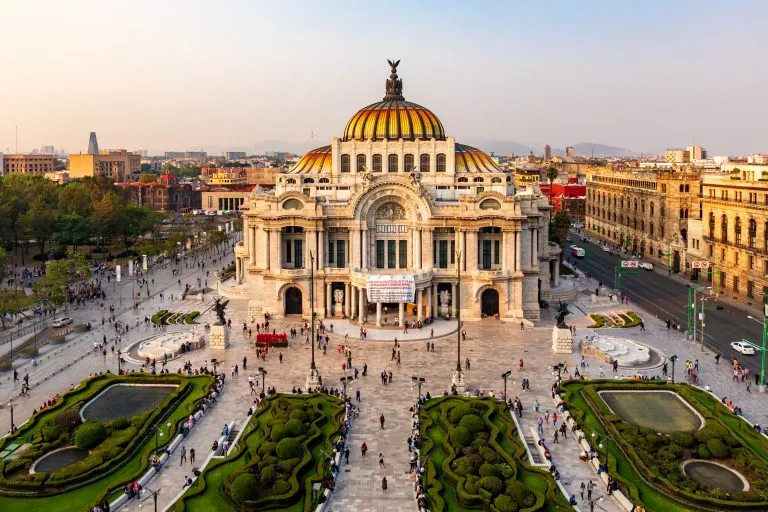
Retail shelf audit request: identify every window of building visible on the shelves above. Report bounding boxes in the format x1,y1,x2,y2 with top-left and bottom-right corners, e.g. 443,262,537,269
376,240,385,268
399,240,407,268
340,154,350,173
436,153,446,172
749,255,754,270
387,240,396,268
439,240,448,268
388,154,398,172
328,240,335,265
337,240,346,268
735,217,742,245
420,153,430,172
433,240,437,266
494,240,500,264
721,248,726,261
749,219,757,248
733,276,740,293
372,154,382,172
709,245,714,257
356,154,366,172
404,154,414,172
286,240,292,263
721,215,728,242
735,251,740,266
661,184,667,193
720,271,726,289
481,240,492,269
451,241,455,263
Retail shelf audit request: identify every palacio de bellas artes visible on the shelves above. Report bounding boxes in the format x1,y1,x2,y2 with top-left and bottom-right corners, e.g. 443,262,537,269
225,61,561,324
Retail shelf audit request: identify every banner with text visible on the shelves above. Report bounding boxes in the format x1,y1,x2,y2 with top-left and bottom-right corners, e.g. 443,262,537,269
366,275,415,303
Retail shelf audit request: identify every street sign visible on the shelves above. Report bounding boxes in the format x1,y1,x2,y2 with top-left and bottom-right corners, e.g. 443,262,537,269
764,303,768,319
692,261,710,269
620,260,639,268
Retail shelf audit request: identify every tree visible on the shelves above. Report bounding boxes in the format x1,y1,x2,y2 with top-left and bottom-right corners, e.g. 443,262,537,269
546,166,559,203
139,173,157,183
116,206,158,249
91,193,122,254
55,214,92,250
0,291,37,329
34,250,91,315
58,182,93,217
550,210,572,244
22,197,57,254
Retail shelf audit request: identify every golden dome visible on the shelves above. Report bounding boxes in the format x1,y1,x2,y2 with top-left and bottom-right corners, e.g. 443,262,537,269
342,60,445,142
455,144,503,173
288,145,331,174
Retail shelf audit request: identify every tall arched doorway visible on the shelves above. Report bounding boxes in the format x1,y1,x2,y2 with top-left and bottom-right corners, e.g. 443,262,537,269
481,289,499,317
285,287,303,315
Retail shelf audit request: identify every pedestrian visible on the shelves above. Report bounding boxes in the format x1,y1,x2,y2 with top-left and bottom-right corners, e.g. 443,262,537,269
747,380,752,393
639,321,645,331
715,353,720,364
356,389,361,402
553,429,559,444
580,481,586,501
190,448,195,464
520,321,524,330
381,476,388,494
361,441,368,457
465,358,470,370
344,447,350,464
379,453,385,468
380,414,385,429
587,481,594,500
279,352,283,364
180,445,187,465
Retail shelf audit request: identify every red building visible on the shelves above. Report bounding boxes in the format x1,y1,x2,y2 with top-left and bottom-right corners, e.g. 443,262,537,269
539,181,586,220
115,174,198,211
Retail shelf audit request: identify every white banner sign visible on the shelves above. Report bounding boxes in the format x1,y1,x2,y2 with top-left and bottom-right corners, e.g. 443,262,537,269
116,265,121,282
365,275,415,303
691,261,710,269
620,260,638,268
128,260,134,276
142,255,148,271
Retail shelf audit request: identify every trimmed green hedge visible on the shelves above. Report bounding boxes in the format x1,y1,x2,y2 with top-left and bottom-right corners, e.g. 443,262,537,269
420,396,568,511
561,380,768,511
175,394,345,512
150,310,168,325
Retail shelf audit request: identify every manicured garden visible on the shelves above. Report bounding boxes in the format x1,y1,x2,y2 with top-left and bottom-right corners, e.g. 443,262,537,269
420,396,569,511
588,311,641,328
561,380,768,511
174,393,345,512
0,373,214,512
150,309,200,325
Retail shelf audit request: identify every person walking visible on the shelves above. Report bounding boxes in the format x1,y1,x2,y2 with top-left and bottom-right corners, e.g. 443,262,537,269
190,448,195,464
344,447,350,464
180,445,187,465
361,442,368,457
587,481,594,500
381,476,388,494
580,481,586,501
715,353,721,364
553,428,559,444
279,352,283,364
520,321,524,330
379,453,385,468
379,414,385,429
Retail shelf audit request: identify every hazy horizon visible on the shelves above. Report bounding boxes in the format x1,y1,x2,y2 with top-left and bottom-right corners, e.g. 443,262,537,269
1,0,766,156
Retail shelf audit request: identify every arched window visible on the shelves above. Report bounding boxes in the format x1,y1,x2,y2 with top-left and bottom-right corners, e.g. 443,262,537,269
708,212,715,238
372,154,382,172
650,223,654,237
286,178,296,184
457,177,469,183
388,154,398,172
749,219,757,248
319,177,330,183
436,153,446,172
356,154,366,172
650,202,655,215
473,177,484,183
735,217,742,245
404,154,414,172
679,184,684,192
721,215,728,242
634,199,638,211
303,178,314,184
491,177,502,183
420,153,430,172
340,154,350,173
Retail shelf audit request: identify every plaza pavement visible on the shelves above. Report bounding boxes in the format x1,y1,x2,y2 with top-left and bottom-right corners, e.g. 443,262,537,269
4,248,768,511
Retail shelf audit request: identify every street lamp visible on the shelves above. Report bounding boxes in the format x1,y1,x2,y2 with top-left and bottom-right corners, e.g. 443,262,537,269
258,366,267,396
7,397,15,434
154,422,172,452
699,295,717,352
747,312,767,392
412,376,425,398
669,355,678,384
140,487,161,512
501,371,512,401
306,251,321,389
451,251,465,393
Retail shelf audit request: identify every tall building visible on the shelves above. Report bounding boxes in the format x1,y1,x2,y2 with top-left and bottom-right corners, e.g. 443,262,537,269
584,165,700,272
226,62,560,322
544,144,551,161
2,154,54,175
87,132,100,154
565,146,575,157
225,151,247,160
40,145,55,155
69,149,141,180
665,145,707,163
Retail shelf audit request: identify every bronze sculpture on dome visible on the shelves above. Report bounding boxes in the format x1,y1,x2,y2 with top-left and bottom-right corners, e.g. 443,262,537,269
384,59,404,101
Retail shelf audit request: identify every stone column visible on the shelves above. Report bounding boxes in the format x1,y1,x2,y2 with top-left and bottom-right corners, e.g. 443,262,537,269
423,229,433,269
305,229,314,269
467,230,478,271
515,230,521,272
362,228,369,270
358,287,365,323
416,288,423,321
502,230,510,272
451,283,457,318
554,259,560,287
531,228,538,268
432,283,438,315
235,257,241,284
270,229,281,272
351,285,358,320
249,226,257,266
345,282,351,317
398,302,405,326
351,228,360,269
414,229,422,270
426,284,433,317
325,283,332,318
317,229,324,269
376,301,382,327
460,229,467,270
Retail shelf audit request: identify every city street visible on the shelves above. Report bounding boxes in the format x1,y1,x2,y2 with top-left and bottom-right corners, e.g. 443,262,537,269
568,236,768,379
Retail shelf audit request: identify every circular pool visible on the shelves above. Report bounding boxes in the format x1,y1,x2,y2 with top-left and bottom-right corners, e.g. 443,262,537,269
682,460,749,491
30,446,88,473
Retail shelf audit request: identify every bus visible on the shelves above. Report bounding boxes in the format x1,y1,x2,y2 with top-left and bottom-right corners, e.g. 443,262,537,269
570,245,585,258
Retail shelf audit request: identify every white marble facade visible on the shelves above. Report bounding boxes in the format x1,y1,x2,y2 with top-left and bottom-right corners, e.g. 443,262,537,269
228,63,560,322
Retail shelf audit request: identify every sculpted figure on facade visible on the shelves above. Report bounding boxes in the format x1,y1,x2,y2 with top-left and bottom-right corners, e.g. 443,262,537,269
439,289,451,306
333,288,344,305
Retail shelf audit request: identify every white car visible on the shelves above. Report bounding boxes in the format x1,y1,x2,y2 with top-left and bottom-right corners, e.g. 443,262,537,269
601,245,610,252
52,317,74,328
731,341,755,355
639,262,654,271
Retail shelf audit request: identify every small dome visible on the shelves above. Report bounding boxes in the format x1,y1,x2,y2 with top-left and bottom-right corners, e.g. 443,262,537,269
455,144,503,173
288,145,331,174
342,60,445,142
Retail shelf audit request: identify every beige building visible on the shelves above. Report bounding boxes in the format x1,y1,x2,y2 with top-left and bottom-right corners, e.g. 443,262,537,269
69,150,141,180
223,62,560,322
200,185,255,211
2,154,54,175
664,145,706,163
585,165,700,272
700,176,768,303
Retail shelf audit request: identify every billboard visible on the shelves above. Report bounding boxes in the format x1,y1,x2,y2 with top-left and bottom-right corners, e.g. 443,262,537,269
116,265,121,282
365,275,415,303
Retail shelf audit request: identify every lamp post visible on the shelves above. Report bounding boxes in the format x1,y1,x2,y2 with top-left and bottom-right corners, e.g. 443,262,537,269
700,295,715,352
153,421,172,453
669,355,678,384
747,311,768,392
258,367,267,396
451,252,466,393
306,251,321,389
412,376,425,398
140,486,161,512
501,371,512,401
7,397,15,434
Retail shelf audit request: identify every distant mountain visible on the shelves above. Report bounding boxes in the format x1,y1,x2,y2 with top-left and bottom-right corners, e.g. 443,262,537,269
460,138,535,156
565,142,640,158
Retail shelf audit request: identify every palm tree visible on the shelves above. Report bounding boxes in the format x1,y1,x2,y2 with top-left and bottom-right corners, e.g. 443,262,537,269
546,166,559,204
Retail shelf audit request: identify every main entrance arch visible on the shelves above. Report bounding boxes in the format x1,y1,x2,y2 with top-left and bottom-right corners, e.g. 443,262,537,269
481,289,499,317
285,287,303,315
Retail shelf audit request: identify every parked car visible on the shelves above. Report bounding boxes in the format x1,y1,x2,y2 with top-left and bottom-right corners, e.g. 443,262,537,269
731,341,755,355
52,317,74,328
639,262,654,271
601,245,610,252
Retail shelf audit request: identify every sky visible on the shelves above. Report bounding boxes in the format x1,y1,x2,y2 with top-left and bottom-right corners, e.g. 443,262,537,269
1,0,767,156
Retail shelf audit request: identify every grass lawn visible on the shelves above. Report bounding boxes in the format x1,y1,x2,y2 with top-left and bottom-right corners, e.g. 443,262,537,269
174,393,344,512
599,390,703,433
0,374,213,512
